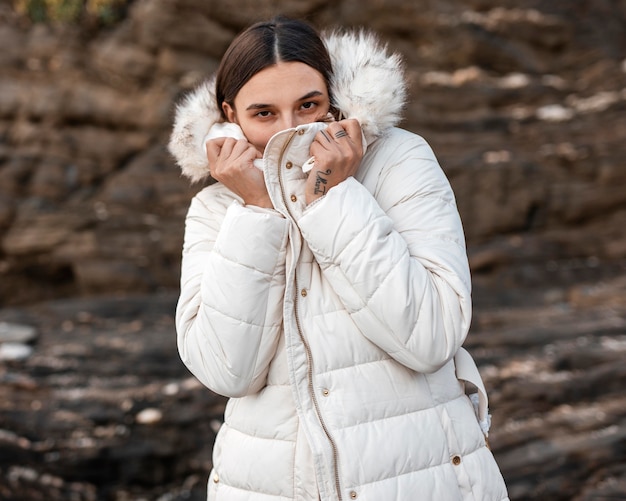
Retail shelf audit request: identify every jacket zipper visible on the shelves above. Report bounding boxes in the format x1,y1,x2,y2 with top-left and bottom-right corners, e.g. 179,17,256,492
294,273,343,501
276,130,343,501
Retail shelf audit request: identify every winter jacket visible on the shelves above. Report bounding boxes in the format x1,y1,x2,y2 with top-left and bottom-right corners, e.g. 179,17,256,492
169,30,509,501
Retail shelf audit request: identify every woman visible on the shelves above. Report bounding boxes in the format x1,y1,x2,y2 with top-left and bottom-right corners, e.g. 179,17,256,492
169,16,509,501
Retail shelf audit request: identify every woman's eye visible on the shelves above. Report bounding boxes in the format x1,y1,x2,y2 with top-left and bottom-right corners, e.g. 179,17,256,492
257,111,271,117
301,102,317,110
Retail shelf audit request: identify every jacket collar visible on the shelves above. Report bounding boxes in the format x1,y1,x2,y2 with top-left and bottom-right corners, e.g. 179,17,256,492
168,29,407,183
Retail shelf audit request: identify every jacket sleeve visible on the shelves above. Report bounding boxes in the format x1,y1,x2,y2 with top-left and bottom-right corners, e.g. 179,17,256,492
296,134,471,374
176,189,289,397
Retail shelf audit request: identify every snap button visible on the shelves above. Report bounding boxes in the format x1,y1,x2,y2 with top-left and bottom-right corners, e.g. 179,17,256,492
213,473,219,483
322,388,329,396
286,161,293,169
290,195,297,202
301,289,307,297
298,129,305,135
452,455,462,466
350,491,357,499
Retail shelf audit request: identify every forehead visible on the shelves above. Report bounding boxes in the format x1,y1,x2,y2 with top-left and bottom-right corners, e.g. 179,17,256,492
236,61,328,105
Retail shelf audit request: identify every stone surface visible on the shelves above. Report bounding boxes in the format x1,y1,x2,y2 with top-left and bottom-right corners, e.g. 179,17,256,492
0,342,33,361
0,0,625,499
0,277,623,499
0,294,222,501
0,322,37,344
0,0,624,304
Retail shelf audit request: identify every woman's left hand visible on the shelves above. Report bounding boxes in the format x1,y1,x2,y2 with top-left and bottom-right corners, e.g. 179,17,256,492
305,119,364,205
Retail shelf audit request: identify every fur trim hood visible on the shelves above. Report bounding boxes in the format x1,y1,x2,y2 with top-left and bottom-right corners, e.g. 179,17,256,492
168,30,408,183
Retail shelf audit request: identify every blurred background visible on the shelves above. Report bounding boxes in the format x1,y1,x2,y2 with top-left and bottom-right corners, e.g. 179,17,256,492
0,0,625,499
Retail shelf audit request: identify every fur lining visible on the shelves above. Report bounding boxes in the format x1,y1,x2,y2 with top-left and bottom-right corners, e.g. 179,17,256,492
324,30,407,144
168,30,407,183
168,77,221,183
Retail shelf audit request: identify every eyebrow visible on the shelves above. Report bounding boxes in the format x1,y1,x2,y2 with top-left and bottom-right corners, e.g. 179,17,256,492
245,90,324,111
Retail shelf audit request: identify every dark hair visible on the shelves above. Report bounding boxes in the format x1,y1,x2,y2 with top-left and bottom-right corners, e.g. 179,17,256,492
215,16,333,119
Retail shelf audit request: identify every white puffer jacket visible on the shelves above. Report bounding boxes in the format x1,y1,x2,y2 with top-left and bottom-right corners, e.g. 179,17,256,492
169,30,509,501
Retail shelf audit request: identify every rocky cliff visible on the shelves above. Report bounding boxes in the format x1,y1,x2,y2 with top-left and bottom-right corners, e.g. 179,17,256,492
1,0,625,499
1,0,624,304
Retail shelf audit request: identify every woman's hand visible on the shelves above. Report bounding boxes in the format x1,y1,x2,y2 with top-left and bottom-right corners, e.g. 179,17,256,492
206,137,273,208
305,119,364,205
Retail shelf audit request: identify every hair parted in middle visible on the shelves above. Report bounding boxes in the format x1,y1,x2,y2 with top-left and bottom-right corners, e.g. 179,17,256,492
215,16,334,120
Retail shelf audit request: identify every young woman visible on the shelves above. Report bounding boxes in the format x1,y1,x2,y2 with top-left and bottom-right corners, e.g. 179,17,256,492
169,16,509,501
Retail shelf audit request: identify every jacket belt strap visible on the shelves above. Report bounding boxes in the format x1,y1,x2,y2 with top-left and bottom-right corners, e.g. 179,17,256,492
454,347,490,435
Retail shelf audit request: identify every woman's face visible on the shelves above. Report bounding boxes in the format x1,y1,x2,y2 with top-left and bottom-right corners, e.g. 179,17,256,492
222,61,330,153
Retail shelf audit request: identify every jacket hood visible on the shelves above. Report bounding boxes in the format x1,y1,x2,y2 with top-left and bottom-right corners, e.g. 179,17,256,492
168,30,408,183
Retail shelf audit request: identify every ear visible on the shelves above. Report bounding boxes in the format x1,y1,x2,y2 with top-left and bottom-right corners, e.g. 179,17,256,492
222,102,238,124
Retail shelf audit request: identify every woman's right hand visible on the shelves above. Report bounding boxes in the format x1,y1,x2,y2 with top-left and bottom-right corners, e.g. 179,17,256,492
206,137,272,208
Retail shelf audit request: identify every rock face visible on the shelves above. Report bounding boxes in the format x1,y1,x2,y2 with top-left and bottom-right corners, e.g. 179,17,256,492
0,0,624,304
0,0,625,499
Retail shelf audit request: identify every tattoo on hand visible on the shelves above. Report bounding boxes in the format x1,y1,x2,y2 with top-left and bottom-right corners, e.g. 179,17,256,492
314,169,331,195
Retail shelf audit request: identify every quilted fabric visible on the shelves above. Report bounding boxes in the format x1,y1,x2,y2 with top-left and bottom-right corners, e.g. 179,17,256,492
173,29,508,501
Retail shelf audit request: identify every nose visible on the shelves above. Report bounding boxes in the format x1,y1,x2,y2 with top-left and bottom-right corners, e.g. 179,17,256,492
279,114,297,131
